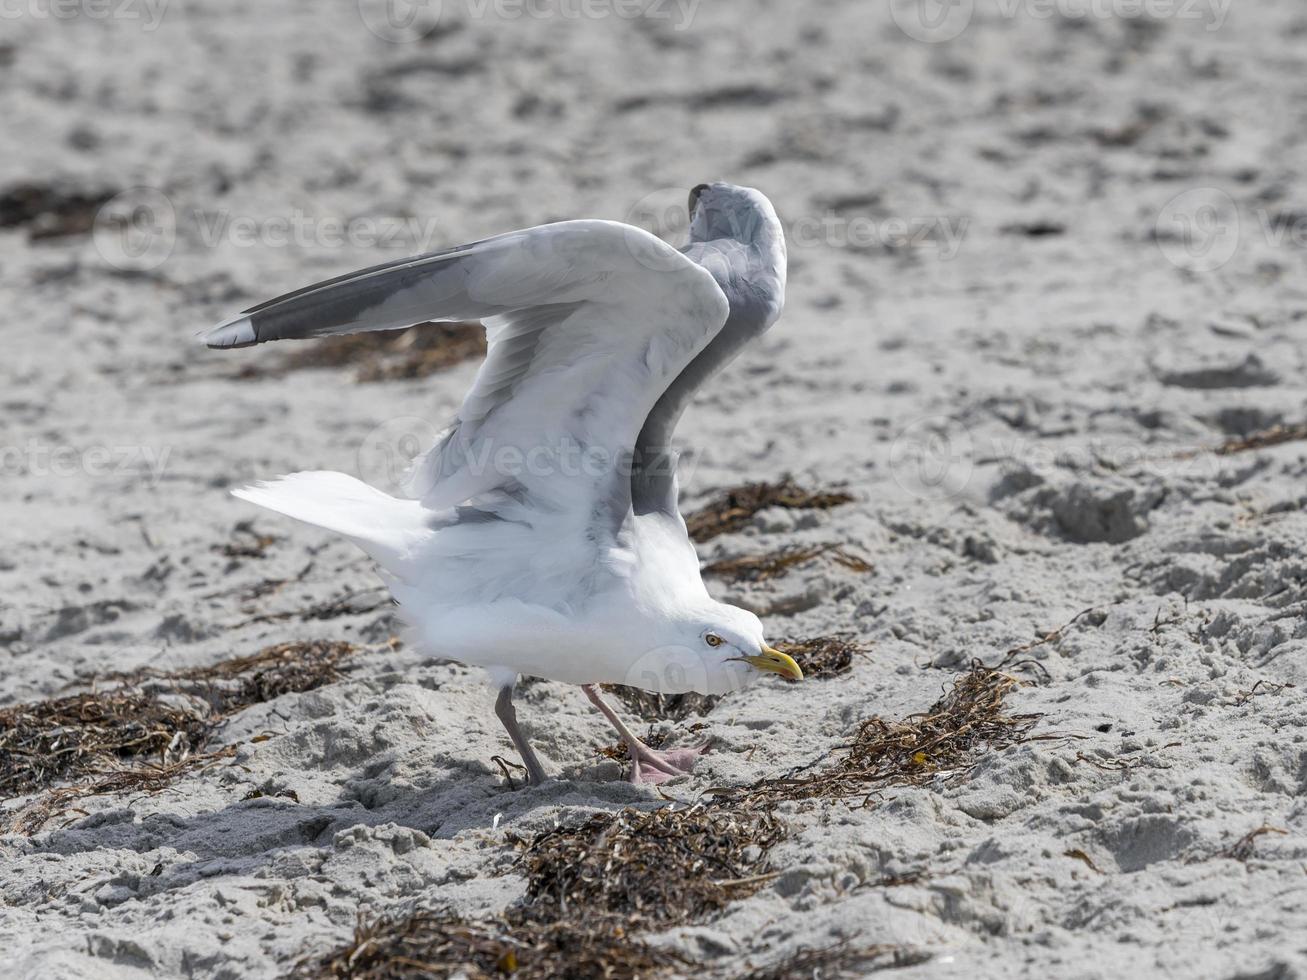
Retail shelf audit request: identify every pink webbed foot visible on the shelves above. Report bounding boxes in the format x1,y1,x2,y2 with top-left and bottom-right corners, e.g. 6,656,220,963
627,741,711,785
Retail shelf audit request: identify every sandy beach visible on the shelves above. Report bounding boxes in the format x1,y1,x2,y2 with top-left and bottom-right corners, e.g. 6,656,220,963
2,0,1306,976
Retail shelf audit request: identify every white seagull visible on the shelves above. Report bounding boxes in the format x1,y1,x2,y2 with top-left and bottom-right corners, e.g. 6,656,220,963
200,182,802,785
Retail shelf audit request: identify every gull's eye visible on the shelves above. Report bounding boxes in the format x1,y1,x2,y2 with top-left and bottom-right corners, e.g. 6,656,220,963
705,633,724,648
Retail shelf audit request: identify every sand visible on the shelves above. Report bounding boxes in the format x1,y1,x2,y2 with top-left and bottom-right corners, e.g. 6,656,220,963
2,0,1306,976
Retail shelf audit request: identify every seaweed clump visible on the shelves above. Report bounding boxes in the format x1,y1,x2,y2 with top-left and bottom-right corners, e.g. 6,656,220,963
1,640,361,832
603,686,720,724
0,181,116,240
685,478,854,542
717,659,1044,807
515,802,784,929
0,689,211,797
299,911,679,980
155,639,360,712
775,633,865,679
297,802,784,979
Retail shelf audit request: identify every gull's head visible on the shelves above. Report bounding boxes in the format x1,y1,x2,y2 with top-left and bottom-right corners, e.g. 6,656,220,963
689,601,803,689
621,598,803,696
688,181,784,253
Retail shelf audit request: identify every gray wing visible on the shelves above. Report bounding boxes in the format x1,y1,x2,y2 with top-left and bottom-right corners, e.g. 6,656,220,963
201,220,730,532
630,239,786,516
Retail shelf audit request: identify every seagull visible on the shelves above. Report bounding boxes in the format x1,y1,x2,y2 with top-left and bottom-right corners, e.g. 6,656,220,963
200,182,802,785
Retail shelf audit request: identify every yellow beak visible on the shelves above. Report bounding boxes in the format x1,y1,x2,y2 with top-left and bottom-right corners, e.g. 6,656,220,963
743,645,804,681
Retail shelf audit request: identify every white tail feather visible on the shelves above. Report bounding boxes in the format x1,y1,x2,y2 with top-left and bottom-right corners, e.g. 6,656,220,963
232,471,431,572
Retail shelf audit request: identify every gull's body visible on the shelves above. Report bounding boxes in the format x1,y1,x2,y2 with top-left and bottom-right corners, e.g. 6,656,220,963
201,183,801,784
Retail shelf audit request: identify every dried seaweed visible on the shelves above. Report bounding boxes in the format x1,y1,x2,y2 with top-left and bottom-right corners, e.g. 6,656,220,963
0,181,115,240
515,802,784,930
775,634,866,679
161,640,360,712
214,520,279,559
604,685,721,723
1063,848,1103,874
296,909,681,980
701,543,874,583
294,795,740,975
685,479,854,542
1216,825,1287,862
299,779,782,976
5,748,236,836
730,940,930,980
1,641,361,832
0,689,211,796
1169,421,1307,462
715,660,1043,806
1231,679,1296,707
1212,423,1307,456
234,323,485,383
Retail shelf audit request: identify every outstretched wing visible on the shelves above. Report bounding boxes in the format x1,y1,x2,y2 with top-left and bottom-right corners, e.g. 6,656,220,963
201,220,730,531
630,237,786,516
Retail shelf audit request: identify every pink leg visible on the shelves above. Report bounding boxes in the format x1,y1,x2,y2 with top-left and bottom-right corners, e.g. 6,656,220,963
581,685,710,784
